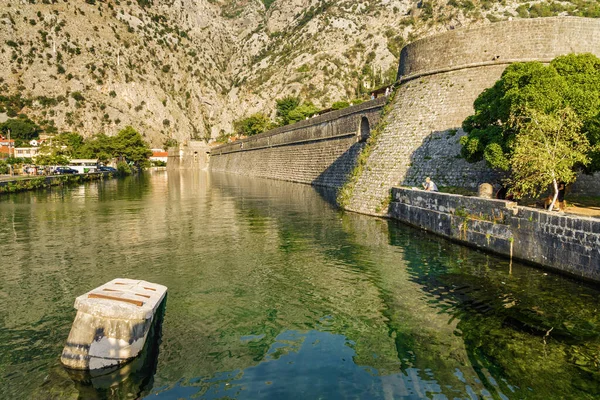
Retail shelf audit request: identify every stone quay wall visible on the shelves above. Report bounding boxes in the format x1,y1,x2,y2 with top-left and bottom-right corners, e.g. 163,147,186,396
210,97,386,188
389,188,600,281
348,17,600,215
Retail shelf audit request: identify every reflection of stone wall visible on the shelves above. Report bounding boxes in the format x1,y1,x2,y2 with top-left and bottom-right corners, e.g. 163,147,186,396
348,17,600,215
389,188,600,281
209,98,386,188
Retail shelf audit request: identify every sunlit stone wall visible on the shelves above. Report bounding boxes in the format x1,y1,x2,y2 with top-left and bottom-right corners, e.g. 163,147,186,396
209,98,386,188
348,17,600,215
389,187,600,281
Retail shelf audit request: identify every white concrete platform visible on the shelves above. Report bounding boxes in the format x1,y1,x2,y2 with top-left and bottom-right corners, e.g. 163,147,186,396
61,278,167,370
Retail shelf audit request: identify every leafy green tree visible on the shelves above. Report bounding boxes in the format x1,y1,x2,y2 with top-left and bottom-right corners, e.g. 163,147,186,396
508,107,590,210
286,103,320,124
234,113,273,136
112,126,152,166
35,154,70,166
460,53,600,194
275,96,301,125
78,133,115,163
462,54,600,169
39,132,86,159
0,116,42,146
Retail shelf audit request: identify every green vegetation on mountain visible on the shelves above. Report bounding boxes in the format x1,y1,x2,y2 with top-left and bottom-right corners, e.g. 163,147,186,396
1,1,599,146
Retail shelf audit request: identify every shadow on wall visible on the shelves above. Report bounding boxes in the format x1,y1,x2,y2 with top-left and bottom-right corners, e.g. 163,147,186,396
311,116,371,189
402,128,500,189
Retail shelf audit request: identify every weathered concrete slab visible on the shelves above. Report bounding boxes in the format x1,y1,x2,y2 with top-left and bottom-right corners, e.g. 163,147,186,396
61,278,167,371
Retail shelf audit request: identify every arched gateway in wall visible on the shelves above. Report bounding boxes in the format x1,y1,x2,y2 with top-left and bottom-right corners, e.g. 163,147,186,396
347,17,600,215
359,117,370,142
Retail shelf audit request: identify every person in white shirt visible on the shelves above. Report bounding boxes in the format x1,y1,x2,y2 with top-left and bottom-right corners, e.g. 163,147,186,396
422,177,438,192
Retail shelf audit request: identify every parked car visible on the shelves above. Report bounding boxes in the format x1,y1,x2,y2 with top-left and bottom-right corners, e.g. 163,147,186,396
54,167,78,175
98,166,117,173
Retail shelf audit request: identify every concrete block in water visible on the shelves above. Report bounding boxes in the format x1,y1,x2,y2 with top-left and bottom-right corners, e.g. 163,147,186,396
61,278,167,370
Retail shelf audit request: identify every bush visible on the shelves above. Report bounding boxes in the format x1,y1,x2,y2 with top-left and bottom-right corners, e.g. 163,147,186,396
0,160,9,174
275,96,301,125
117,161,132,175
71,92,85,102
331,101,350,110
234,113,273,136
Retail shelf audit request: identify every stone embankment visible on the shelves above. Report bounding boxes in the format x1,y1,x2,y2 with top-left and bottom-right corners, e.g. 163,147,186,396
0,172,112,194
389,188,600,281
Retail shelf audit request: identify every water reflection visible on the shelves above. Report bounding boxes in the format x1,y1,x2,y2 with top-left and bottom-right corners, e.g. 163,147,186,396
0,171,599,399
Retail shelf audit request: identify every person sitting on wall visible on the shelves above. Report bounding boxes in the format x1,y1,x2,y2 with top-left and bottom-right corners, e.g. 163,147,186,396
422,177,438,192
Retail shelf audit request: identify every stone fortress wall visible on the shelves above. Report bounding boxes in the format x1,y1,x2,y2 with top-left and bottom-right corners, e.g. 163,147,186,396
210,97,386,188
210,18,600,211
348,17,600,215
389,188,600,281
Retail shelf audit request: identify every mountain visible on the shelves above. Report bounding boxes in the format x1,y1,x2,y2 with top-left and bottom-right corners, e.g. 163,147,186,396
1,0,598,146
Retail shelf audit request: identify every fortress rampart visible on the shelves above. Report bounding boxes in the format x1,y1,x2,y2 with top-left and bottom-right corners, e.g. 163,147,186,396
210,97,386,188
209,17,600,209
349,17,600,215
397,17,600,80
207,17,600,278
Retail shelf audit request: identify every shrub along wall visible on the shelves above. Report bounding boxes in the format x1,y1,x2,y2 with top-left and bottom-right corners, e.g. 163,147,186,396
389,188,600,282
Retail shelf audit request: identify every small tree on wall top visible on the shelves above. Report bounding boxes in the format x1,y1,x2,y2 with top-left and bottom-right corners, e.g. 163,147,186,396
508,107,590,210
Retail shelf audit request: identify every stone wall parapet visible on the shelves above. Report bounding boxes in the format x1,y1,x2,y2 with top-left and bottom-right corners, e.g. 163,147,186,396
390,187,600,281
212,97,386,155
398,17,600,80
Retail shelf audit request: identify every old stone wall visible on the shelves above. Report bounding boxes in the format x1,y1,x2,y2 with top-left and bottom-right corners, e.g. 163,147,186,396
210,98,386,187
348,17,600,215
389,188,600,281
167,141,210,170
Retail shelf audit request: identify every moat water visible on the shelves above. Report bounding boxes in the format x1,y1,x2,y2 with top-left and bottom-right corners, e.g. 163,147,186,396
0,171,599,399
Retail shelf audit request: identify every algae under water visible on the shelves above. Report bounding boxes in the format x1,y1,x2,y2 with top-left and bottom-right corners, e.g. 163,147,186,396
0,170,598,399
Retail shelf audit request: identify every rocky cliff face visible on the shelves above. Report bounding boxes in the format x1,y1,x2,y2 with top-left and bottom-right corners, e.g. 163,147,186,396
0,0,596,146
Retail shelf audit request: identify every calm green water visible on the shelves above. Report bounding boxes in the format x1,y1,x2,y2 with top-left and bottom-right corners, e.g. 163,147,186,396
0,171,599,399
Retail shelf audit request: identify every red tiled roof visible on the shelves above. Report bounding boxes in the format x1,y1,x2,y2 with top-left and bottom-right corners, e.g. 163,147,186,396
152,151,168,157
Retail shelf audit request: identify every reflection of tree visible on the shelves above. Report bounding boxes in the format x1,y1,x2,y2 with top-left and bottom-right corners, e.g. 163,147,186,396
4,171,600,399
386,219,600,399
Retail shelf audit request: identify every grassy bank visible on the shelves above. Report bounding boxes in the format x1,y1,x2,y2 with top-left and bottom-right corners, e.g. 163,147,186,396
0,172,112,195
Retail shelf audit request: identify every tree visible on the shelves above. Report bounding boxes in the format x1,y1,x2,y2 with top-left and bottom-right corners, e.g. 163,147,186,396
40,132,86,158
233,113,273,136
275,96,300,125
0,116,42,146
508,108,590,210
35,154,70,166
460,53,600,196
286,102,319,124
112,126,152,165
78,133,115,163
